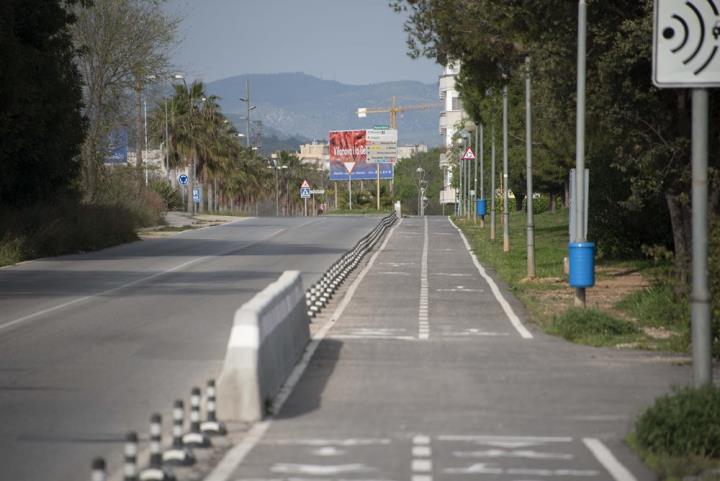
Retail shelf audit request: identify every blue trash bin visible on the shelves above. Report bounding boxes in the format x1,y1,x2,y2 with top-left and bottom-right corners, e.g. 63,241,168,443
476,198,487,217
568,242,595,288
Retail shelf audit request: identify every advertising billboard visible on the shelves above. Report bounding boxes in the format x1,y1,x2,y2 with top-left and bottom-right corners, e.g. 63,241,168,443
329,130,394,181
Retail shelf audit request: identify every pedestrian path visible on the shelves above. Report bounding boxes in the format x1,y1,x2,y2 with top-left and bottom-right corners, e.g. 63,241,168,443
219,216,688,481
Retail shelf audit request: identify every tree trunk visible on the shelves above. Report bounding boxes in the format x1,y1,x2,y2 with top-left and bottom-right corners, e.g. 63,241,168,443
666,193,692,290
516,193,525,212
549,193,557,213
564,179,570,208
207,180,214,213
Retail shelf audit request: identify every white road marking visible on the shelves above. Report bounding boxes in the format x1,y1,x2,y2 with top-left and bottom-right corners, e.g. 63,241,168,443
377,271,412,276
413,446,432,457
583,438,638,481
453,449,573,460
311,446,345,456
412,476,433,481
436,287,484,293
419,217,429,340
0,226,288,333
271,463,374,475
449,217,533,339
507,468,599,476
412,459,432,472
413,435,431,445
439,435,572,447
444,463,501,474
329,335,417,341
265,439,391,446
440,329,510,337
204,220,402,481
434,273,472,277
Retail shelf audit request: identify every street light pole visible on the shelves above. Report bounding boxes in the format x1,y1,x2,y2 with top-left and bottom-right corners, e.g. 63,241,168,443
526,56,536,279
245,80,251,148
491,123,497,241
502,84,510,253
574,0,588,306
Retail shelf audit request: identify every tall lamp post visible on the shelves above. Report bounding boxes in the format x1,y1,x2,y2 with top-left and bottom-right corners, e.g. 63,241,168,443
239,80,256,148
269,156,287,216
416,167,426,216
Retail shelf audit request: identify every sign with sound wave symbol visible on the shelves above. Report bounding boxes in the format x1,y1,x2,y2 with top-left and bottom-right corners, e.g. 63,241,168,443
654,0,720,86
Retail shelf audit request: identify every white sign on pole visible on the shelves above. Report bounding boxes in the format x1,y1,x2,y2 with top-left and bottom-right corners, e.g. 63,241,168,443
366,129,398,164
653,0,720,87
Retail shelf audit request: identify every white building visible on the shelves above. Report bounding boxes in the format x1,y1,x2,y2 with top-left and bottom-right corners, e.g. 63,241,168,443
438,62,465,206
298,142,330,170
397,144,428,160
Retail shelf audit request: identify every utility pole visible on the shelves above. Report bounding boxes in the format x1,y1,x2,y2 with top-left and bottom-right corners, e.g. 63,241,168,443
526,57,536,279
502,85,510,253
491,123,497,241
574,0,588,307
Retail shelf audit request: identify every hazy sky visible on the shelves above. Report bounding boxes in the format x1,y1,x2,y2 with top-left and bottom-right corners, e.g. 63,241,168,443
164,0,441,85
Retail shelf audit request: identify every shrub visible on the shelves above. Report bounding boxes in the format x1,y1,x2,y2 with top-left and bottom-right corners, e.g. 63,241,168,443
522,193,550,215
95,167,166,227
0,201,138,265
710,215,720,360
149,178,182,210
548,308,639,345
635,385,720,458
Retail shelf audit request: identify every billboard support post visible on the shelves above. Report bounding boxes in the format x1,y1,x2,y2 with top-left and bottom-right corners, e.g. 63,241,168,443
376,164,381,210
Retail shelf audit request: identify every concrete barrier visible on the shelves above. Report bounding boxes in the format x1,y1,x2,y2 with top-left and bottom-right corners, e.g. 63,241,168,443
217,271,309,422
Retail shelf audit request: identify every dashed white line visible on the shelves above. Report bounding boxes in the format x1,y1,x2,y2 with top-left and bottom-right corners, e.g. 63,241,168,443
419,217,430,340
411,433,433,480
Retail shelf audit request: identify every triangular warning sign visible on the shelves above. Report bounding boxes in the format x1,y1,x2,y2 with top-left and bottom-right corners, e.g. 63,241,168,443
462,147,476,161
343,162,356,173
301,179,310,189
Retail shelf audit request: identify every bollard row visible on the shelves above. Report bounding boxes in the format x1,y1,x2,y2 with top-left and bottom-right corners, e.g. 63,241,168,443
306,212,397,319
91,379,228,481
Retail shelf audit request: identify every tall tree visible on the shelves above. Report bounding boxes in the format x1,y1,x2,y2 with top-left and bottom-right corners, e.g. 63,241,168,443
71,0,177,199
0,0,85,208
392,0,720,272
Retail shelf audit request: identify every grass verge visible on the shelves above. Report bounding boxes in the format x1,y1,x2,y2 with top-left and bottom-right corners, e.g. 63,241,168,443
454,209,689,352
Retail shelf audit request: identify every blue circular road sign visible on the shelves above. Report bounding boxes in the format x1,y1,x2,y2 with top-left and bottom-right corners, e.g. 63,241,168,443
178,174,189,185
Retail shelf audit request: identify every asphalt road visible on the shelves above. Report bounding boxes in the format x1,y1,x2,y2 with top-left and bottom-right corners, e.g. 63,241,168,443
224,216,690,481
0,215,382,481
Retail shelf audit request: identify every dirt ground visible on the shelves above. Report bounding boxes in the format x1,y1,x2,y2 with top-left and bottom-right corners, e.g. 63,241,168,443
527,267,650,321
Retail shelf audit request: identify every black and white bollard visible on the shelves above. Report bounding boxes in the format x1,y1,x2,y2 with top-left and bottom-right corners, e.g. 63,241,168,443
124,432,138,481
201,379,227,436
140,414,175,481
92,457,106,481
182,387,211,448
162,400,195,466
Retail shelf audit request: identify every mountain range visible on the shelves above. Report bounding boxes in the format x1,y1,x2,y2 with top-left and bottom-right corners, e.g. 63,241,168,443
205,73,442,150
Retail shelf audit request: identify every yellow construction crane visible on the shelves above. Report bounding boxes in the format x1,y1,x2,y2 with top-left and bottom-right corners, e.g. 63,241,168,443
357,96,442,129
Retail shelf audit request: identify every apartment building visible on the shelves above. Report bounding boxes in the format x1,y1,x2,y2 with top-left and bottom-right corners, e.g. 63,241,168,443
438,62,464,206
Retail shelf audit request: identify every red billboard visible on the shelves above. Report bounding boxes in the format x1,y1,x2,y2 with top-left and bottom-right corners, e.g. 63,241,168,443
329,130,367,162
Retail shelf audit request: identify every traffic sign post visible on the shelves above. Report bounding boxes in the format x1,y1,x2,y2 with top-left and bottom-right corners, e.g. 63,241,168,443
653,0,713,386
300,180,311,216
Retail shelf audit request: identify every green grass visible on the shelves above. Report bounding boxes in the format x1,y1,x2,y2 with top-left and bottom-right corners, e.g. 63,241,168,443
547,308,641,346
456,209,569,287
153,225,197,232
